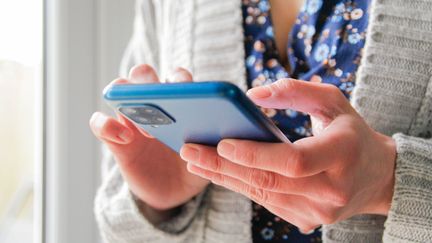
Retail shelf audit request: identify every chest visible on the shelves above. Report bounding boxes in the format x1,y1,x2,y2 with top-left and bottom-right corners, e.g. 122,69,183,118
268,0,304,63
162,0,432,138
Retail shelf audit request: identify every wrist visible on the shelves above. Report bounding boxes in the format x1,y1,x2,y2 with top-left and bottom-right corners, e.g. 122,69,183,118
369,133,397,215
131,191,182,224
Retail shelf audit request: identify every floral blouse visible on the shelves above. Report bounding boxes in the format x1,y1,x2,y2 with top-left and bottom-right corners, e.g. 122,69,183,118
241,0,370,242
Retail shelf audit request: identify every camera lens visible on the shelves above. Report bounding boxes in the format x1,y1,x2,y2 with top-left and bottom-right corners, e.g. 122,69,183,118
137,117,150,124
152,116,171,125
143,108,154,114
119,105,174,126
122,107,137,115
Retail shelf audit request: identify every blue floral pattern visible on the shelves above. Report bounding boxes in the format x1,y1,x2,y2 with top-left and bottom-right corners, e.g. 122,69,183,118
242,0,370,242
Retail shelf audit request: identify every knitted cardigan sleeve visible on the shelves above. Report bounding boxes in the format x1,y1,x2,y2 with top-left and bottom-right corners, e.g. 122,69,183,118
323,134,432,243
94,155,209,243
323,0,432,242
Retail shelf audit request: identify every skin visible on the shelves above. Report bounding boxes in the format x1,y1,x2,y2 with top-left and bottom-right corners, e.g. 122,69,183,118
181,79,396,231
269,0,305,66
90,1,397,230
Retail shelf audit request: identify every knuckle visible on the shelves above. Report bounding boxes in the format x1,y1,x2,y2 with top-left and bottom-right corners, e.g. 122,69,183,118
246,186,255,199
285,149,306,177
277,78,297,92
324,83,342,97
210,172,224,185
239,146,259,167
272,80,297,109
213,155,224,172
234,182,247,195
316,208,339,225
325,84,348,109
319,183,351,207
330,190,350,207
251,170,277,191
342,130,362,158
312,103,335,121
272,79,296,104
247,186,268,203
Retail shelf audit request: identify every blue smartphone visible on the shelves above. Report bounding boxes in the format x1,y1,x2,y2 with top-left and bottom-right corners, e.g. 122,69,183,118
104,81,289,152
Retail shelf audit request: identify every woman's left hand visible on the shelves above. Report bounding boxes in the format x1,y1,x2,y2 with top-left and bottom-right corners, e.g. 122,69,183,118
180,78,397,232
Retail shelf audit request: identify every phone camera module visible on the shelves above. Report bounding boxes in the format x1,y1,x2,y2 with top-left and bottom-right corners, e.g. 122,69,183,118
143,108,155,114
119,106,174,126
137,117,150,124
121,107,138,115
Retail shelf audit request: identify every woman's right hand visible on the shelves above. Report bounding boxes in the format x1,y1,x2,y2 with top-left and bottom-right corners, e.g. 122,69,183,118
90,64,210,217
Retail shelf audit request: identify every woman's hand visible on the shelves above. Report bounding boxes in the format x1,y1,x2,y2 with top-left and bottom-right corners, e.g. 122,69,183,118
180,78,397,232
90,65,209,214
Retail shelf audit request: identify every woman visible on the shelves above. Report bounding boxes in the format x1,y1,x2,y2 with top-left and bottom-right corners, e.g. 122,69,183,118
90,0,432,242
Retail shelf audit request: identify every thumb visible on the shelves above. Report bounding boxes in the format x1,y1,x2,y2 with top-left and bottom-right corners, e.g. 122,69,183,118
246,79,352,122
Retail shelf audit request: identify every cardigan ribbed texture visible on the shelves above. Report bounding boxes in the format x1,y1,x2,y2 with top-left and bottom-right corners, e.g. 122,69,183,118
95,0,432,242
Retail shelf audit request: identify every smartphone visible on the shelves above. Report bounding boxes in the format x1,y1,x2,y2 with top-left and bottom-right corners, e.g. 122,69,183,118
103,81,289,152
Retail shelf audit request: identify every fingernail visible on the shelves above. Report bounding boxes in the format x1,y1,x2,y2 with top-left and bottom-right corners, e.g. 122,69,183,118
166,69,182,83
217,141,235,158
90,113,107,133
246,87,272,99
181,145,200,162
118,129,133,143
131,74,151,84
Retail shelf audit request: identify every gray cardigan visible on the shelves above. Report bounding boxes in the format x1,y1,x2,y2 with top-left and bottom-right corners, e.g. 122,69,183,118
94,0,432,242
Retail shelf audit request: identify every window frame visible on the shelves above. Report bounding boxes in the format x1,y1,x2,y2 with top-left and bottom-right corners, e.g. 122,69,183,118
42,0,134,242
43,0,100,242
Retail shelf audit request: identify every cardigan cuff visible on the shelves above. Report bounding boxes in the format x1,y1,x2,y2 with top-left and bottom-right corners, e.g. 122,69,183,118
383,133,432,242
322,214,385,243
94,165,207,242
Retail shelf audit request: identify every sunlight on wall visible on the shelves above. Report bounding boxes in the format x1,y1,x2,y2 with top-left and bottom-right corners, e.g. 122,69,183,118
0,0,42,65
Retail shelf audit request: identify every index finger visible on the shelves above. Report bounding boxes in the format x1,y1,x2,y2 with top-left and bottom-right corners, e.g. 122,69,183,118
246,79,354,122
217,139,332,177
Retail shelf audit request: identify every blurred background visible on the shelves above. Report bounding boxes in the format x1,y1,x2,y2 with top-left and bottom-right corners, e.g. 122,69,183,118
0,0,42,242
0,0,135,242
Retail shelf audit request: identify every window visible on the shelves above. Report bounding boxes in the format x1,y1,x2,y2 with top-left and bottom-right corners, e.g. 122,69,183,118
1,0,134,242
0,0,43,242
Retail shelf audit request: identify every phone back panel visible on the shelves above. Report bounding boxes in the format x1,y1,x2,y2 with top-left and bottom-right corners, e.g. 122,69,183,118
104,82,288,152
